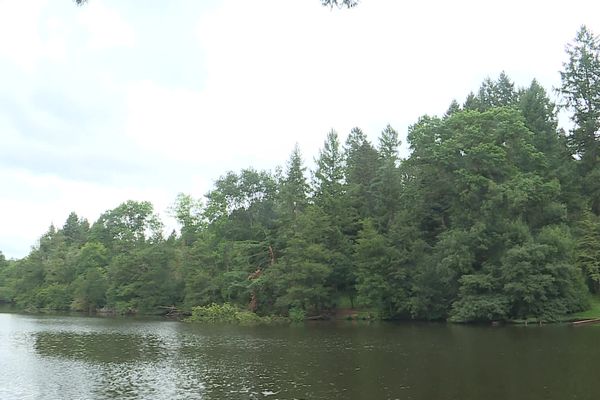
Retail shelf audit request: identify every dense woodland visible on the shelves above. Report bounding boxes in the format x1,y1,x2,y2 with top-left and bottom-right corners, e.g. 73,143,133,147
2,27,600,322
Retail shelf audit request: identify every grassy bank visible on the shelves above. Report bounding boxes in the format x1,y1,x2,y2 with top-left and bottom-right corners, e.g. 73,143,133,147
564,296,600,321
508,296,600,325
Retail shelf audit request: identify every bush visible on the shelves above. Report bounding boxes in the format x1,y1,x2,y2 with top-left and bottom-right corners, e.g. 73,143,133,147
186,303,285,325
35,284,72,310
288,307,306,322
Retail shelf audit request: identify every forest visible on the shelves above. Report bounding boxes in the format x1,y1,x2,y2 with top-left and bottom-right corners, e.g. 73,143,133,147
2,26,600,322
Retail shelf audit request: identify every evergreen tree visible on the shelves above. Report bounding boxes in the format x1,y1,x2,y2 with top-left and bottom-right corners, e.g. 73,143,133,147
464,72,518,111
576,211,600,292
559,25,600,214
279,144,310,221
559,25,600,163
313,130,345,209
262,206,332,314
373,125,402,232
344,127,379,223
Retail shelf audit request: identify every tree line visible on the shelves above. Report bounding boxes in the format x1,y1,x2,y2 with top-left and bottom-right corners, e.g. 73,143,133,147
2,26,600,322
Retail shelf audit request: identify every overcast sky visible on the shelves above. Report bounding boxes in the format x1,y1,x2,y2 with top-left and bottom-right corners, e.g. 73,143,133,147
1,0,599,259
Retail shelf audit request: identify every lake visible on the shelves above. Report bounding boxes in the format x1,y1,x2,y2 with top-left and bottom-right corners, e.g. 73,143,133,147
1,312,599,399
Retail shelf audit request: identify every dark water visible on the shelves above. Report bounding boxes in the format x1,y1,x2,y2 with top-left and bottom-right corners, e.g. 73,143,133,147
1,312,599,400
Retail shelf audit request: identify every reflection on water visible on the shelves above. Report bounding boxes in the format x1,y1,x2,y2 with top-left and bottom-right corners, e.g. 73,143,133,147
35,332,164,363
1,312,600,399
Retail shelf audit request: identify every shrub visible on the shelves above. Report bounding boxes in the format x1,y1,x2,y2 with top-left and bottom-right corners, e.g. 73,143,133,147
187,303,286,325
288,307,306,323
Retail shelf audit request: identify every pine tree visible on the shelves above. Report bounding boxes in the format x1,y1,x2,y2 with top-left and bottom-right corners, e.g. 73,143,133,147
559,25,600,164
559,26,600,214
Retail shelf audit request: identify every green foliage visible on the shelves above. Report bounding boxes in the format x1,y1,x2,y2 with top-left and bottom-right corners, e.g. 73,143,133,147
559,26,600,214
106,243,179,313
5,26,600,324
62,212,90,247
321,0,358,8
35,284,72,310
463,72,518,112
72,268,108,311
354,219,408,318
288,307,306,322
559,26,600,158
90,200,163,253
575,211,600,292
0,253,12,303
569,295,600,320
500,227,587,320
187,303,276,325
313,130,345,209
170,193,204,246
264,206,333,314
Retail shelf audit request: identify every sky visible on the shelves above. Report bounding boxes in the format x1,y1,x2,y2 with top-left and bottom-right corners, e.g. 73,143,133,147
1,0,599,259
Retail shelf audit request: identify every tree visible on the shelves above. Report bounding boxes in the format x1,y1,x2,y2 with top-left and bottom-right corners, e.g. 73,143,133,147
313,130,354,303
559,26,600,214
321,0,359,7
378,124,400,164
463,72,518,111
180,231,225,308
576,211,600,292
72,268,108,312
500,226,586,321
313,130,345,210
261,206,333,314
559,26,600,162
354,219,408,317
274,145,311,259
444,100,461,118
278,145,310,220
170,194,204,246
372,125,402,231
62,212,90,247
344,128,379,223
107,242,179,313
518,79,583,217
0,252,12,303
89,200,163,253
406,106,581,321
519,80,558,144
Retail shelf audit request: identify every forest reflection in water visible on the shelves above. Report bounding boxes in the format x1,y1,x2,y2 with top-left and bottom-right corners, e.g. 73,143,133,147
2,312,600,399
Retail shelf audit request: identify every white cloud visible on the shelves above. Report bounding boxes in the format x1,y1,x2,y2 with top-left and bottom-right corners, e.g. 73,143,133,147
0,167,174,255
77,0,136,50
0,0,46,71
3,0,600,257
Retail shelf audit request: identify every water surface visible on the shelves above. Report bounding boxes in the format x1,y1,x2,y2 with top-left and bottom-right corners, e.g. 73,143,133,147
1,312,598,399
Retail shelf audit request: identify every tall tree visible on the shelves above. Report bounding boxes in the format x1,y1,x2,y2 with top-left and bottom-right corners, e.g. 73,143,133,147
313,130,345,210
344,127,379,223
559,25,600,214
373,125,402,231
559,26,600,162
313,130,354,303
261,206,332,315
378,124,400,164
62,212,90,247
170,194,204,246
90,201,163,253
464,72,518,111
275,145,311,259
576,211,600,292
279,145,310,220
